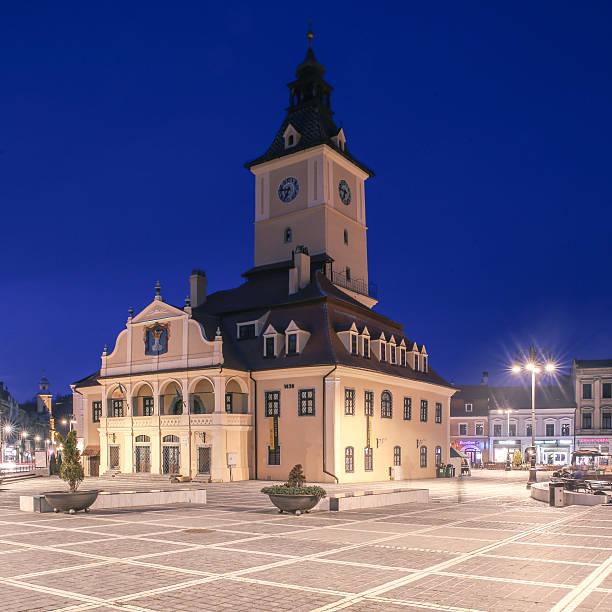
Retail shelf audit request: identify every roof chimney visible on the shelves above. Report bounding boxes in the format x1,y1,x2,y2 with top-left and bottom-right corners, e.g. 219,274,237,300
289,246,311,294
481,371,489,386
190,269,207,307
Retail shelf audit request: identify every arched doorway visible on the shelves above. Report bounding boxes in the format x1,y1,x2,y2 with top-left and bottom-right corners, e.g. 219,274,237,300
162,435,180,474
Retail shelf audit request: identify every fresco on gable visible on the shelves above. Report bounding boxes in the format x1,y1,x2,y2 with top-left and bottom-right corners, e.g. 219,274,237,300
144,323,169,355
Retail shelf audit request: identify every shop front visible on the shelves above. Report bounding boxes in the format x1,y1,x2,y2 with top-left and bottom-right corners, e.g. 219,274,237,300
577,438,610,453
452,439,487,466
492,439,521,463
535,439,573,465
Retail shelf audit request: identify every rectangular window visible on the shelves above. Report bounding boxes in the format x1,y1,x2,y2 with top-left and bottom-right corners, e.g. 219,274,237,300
345,447,354,472
225,392,233,413
238,324,255,339
420,446,427,468
603,383,612,399
459,423,467,436
364,391,374,416
509,423,517,437
403,397,412,420
465,403,473,413
92,401,102,423
380,343,386,361
420,399,428,422
475,422,484,436
400,348,405,366
423,356,428,372
351,334,358,355
112,399,124,418
363,337,370,358
390,346,396,364
344,388,355,415
298,389,315,416
142,396,154,416
414,354,419,370
561,423,570,436
287,334,297,354
393,446,401,466
526,423,532,437
545,423,554,437
603,412,612,429
435,446,442,467
435,402,442,424
364,446,373,471
267,445,281,465
583,383,592,400
265,336,275,357
582,412,592,429
265,391,280,417
493,424,502,437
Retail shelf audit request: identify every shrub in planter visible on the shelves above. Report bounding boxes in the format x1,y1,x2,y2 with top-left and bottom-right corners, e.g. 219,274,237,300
44,431,99,514
261,464,326,515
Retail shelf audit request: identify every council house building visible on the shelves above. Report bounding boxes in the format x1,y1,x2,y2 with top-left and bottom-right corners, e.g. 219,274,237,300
72,32,455,483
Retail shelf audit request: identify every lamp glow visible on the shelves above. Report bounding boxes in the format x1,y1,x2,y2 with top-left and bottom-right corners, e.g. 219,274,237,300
3,425,12,433
545,362,555,372
511,364,521,373
525,362,535,371
21,431,28,438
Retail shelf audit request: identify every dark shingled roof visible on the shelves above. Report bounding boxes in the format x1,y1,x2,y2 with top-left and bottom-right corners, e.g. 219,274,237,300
574,359,612,369
489,375,575,411
450,385,490,417
244,45,374,177
72,370,100,389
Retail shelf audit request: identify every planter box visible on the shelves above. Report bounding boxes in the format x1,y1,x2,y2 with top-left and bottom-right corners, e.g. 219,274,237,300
268,494,322,515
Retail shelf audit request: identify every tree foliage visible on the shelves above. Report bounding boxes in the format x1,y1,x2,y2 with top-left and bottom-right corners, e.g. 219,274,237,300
286,464,306,487
512,449,522,468
58,430,84,493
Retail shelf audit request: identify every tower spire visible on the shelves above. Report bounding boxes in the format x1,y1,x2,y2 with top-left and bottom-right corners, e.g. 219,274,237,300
307,21,313,48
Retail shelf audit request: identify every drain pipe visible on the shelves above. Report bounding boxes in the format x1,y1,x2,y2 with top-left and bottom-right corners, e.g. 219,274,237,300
322,365,339,483
249,370,258,479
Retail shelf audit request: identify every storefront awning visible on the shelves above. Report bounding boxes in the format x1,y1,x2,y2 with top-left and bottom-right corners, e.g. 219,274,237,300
81,446,100,457
450,447,468,459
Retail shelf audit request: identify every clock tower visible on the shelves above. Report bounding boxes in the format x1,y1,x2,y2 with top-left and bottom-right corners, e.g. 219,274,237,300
245,28,375,306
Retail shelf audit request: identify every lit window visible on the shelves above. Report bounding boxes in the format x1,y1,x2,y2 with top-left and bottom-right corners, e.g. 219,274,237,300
435,446,442,467
364,391,374,416
225,393,233,413
265,391,280,417
420,446,427,468
364,446,373,471
403,397,412,420
420,399,428,422
435,402,442,424
298,389,315,416
344,388,355,415
561,423,570,436
393,446,401,466
381,391,392,418
345,447,354,472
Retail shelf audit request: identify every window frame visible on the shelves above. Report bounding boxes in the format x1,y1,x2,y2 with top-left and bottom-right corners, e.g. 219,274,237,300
264,335,275,358
364,390,374,417
459,422,467,436
465,403,473,413
381,390,393,418
345,446,354,472
364,446,373,471
393,445,401,466
238,323,256,340
545,423,555,437
267,445,281,466
583,383,592,400
363,337,370,358
603,382,612,399
265,391,280,417
420,445,427,468
493,423,502,437
344,388,356,416
475,421,484,436
142,396,154,416
350,334,358,355
298,388,315,416
582,412,592,429
287,333,297,355
435,446,442,467
561,423,570,436
420,399,428,422
435,402,442,424
92,401,102,423
403,397,412,421
602,412,612,429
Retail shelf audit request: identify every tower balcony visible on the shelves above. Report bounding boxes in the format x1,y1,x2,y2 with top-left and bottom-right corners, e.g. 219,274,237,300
332,271,378,300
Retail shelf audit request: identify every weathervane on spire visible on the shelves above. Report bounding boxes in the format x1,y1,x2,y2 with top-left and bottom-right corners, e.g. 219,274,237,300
307,20,314,48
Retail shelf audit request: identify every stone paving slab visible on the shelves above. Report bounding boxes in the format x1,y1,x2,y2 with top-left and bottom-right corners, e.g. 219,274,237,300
1,471,612,611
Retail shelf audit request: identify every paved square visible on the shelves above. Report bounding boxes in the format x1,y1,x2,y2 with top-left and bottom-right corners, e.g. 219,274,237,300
1,471,612,611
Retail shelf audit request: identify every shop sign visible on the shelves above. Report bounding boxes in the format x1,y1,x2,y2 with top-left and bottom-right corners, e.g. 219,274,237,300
578,438,609,444
496,439,520,445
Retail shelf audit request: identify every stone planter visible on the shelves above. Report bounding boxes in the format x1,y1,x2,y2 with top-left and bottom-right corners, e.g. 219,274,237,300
44,490,99,514
267,494,321,515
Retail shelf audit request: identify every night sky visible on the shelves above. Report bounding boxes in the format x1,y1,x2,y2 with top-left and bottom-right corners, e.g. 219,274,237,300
1,2,611,402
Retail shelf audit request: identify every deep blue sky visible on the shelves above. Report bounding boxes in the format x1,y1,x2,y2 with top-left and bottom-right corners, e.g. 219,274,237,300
1,2,611,401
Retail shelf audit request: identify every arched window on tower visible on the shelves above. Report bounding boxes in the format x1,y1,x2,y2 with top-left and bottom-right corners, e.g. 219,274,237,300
284,227,292,243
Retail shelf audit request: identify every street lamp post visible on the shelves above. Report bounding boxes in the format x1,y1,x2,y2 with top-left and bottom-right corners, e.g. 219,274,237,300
511,346,556,488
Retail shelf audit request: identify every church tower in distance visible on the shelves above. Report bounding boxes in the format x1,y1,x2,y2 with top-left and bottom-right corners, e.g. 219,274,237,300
245,27,376,307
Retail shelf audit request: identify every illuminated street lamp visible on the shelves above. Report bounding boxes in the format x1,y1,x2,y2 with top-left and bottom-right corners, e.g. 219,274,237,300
511,346,556,487
1,423,13,463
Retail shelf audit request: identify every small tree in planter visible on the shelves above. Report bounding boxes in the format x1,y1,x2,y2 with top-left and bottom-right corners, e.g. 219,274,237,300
512,449,523,469
59,431,84,493
44,431,99,514
261,464,326,515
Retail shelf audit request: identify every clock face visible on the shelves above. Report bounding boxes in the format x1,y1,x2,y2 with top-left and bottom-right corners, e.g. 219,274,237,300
278,177,300,203
338,179,351,205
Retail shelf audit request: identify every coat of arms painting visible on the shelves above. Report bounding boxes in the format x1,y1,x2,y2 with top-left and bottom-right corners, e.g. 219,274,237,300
144,323,169,355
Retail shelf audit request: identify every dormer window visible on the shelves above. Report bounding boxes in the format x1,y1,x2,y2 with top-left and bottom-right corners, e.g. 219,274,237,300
465,403,473,413
363,337,370,358
423,356,428,372
284,227,292,243
380,343,386,362
400,348,406,366
287,333,297,354
390,345,396,364
283,124,301,149
351,334,358,355
332,128,346,151
265,336,275,358
238,323,256,339
414,354,419,370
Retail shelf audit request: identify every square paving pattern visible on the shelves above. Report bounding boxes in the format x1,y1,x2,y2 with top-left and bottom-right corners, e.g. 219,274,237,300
1,471,612,610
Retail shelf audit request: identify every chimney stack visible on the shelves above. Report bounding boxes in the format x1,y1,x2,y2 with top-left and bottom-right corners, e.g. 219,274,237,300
190,269,207,307
289,246,311,294
481,371,489,386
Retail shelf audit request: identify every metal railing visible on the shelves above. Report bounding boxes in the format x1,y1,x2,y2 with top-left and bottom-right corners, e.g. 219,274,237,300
331,271,377,299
